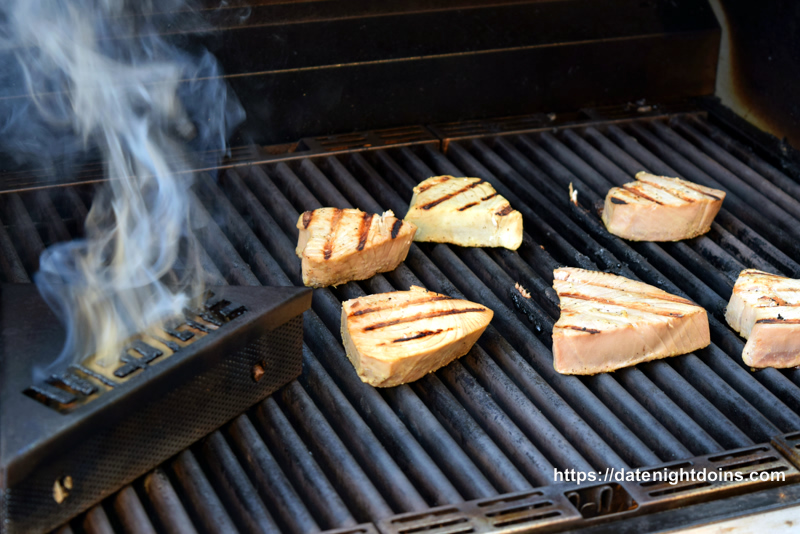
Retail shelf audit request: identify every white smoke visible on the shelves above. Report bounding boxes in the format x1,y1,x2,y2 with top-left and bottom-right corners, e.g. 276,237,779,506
0,0,244,376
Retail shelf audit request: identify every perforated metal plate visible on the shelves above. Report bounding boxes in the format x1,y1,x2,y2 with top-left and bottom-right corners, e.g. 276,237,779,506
376,443,799,534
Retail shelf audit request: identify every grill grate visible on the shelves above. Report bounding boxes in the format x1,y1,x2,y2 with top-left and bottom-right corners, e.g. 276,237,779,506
4,111,800,533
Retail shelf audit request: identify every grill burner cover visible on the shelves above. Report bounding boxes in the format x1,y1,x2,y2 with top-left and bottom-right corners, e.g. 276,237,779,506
0,283,311,534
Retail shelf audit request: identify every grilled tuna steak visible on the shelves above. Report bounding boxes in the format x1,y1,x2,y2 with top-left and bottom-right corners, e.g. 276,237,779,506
552,267,710,374
341,286,493,387
601,172,725,241
726,269,800,368
404,176,523,250
296,208,416,288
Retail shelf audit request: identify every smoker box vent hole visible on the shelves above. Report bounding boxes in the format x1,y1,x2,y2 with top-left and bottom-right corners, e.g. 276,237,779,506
23,292,248,413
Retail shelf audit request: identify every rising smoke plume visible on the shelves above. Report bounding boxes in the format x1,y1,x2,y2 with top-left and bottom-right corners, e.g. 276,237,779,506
0,0,244,377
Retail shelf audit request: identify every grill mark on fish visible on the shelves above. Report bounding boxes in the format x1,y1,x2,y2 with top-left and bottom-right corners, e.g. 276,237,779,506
746,285,800,293
744,271,788,280
349,295,454,317
610,197,628,205
679,181,722,200
363,307,487,331
458,191,500,211
559,277,696,306
391,219,403,239
756,318,800,324
302,211,314,228
495,204,514,216
637,179,698,202
559,292,687,316
622,185,664,205
356,212,374,251
418,176,451,192
323,208,344,260
560,325,601,334
421,180,484,210
392,329,445,342
757,295,794,307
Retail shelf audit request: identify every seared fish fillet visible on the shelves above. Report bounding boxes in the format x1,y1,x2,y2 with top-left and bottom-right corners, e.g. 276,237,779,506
404,176,523,250
296,208,416,288
601,172,725,241
553,267,710,374
726,269,800,368
341,286,493,387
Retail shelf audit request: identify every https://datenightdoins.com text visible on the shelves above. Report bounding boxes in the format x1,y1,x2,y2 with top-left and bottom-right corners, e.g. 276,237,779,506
554,467,786,486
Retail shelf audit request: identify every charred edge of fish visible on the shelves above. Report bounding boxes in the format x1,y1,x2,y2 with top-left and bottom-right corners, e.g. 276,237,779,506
420,180,484,210
458,202,479,211
495,204,514,216
363,307,487,331
756,317,800,324
302,211,314,228
323,208,344,260
562,325,602,334
558,293,694,317
638,179,697,203
356,212,374,251
622,185,664,205
392,329,444,343
391,219,403,239
418,176,451,192
610,197,628,205
349,295,454,317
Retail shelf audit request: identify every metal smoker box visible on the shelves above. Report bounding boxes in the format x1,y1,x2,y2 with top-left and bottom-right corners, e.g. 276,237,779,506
0,283,312,534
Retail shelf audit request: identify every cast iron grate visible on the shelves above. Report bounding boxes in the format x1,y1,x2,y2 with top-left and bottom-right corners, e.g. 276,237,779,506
4,110,800,533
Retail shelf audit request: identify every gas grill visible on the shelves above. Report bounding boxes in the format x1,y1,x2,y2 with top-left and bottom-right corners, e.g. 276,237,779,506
4,1,800,533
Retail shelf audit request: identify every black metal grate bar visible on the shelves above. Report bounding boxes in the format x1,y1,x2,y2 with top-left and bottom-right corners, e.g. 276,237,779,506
689,117,800,204
141,469,197,534
111,487,156,534
226,414,321,533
